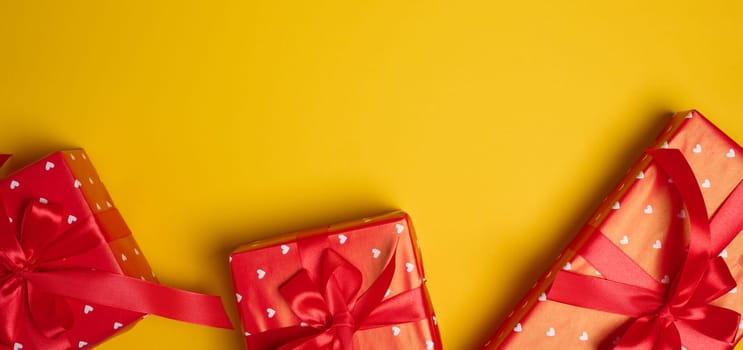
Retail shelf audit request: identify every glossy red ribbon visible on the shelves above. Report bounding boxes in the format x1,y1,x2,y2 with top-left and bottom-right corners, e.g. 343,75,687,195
548,149,743,350
0,201,233,349
249,236,428,350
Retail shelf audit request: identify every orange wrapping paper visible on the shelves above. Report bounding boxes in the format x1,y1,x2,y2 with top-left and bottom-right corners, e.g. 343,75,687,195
482,111,743,349
229,211,442,350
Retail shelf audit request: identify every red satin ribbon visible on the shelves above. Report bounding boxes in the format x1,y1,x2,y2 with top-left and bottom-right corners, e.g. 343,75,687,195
548,149,743,349
0,201,232,349
249,235,428,350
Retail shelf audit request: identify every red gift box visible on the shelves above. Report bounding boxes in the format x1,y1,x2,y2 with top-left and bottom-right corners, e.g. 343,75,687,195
481,110,743,349
0,150,231,350
230,211,442,350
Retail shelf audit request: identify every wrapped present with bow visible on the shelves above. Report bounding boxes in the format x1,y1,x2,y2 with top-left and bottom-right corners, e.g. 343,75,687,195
229,211,442,349
0,150,232,350
481,110,743,350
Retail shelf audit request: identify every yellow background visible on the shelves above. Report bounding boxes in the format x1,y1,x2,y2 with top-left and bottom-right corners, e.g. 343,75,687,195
1,1,743,349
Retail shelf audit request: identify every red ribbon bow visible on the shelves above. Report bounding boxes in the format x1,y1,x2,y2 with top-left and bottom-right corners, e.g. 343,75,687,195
0,201,232,349
548,148,743,350
250,237,429,350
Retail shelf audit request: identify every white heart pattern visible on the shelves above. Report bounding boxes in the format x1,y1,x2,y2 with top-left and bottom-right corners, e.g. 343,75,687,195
39,198,48,204
281,244,290,255
636,171,645,179
727,149,736,158
546,327,555,337
372,248,381,259
513,323,523,332
396,223,404,234
538,292,547,301
68,215,77,224
267,308,276,318
643,205,653,214
612,201,620,210
619,235,629,245
14,343,22,350
338,234,348,245
701,179,711,188
113,322,123,330
693,144,702,153
579,331,589,341
257,269,266,279
236,293,243,303
74,179,82,188
426,340,435,349
405,262,415,273
9,180,19,190
78,341,87,348
661,275,670,284
652,240,662,249
720,249,729,259
45,161,55,171
563,262,572,271
83,305,94,314
391,326,401,336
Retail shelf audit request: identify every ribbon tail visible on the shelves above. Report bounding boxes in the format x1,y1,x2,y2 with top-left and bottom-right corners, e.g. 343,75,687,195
691,257,737,304
548,270,665,317
352,245,398,322
23,269,233,329
579,232,662,291
674,305,739,349
359,287,428,329
615,317,678,350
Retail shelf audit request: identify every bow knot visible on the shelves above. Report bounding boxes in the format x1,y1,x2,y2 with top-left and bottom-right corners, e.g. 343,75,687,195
250,238,429,350
330,310,356,331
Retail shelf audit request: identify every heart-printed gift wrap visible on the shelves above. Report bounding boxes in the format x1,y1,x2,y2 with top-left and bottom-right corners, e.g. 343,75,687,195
482,111,743,350
230,211,442,350
0,150,231,350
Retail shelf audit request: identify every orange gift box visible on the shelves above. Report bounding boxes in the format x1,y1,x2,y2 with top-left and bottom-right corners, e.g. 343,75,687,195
482,111,743,349
229,211,442,350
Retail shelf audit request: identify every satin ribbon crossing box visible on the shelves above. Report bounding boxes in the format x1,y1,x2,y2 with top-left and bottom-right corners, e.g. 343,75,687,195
230,211,442,350
0,150,231,350
482,111,743,350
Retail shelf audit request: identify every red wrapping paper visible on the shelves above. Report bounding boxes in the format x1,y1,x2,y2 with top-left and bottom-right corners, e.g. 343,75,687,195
0,149,231,350
481,110,743,349
230,211,442,350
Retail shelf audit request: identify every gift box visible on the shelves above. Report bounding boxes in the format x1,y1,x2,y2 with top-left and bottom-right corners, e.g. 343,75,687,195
482,110,743,349
0,150,231,350
230,211,442,349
